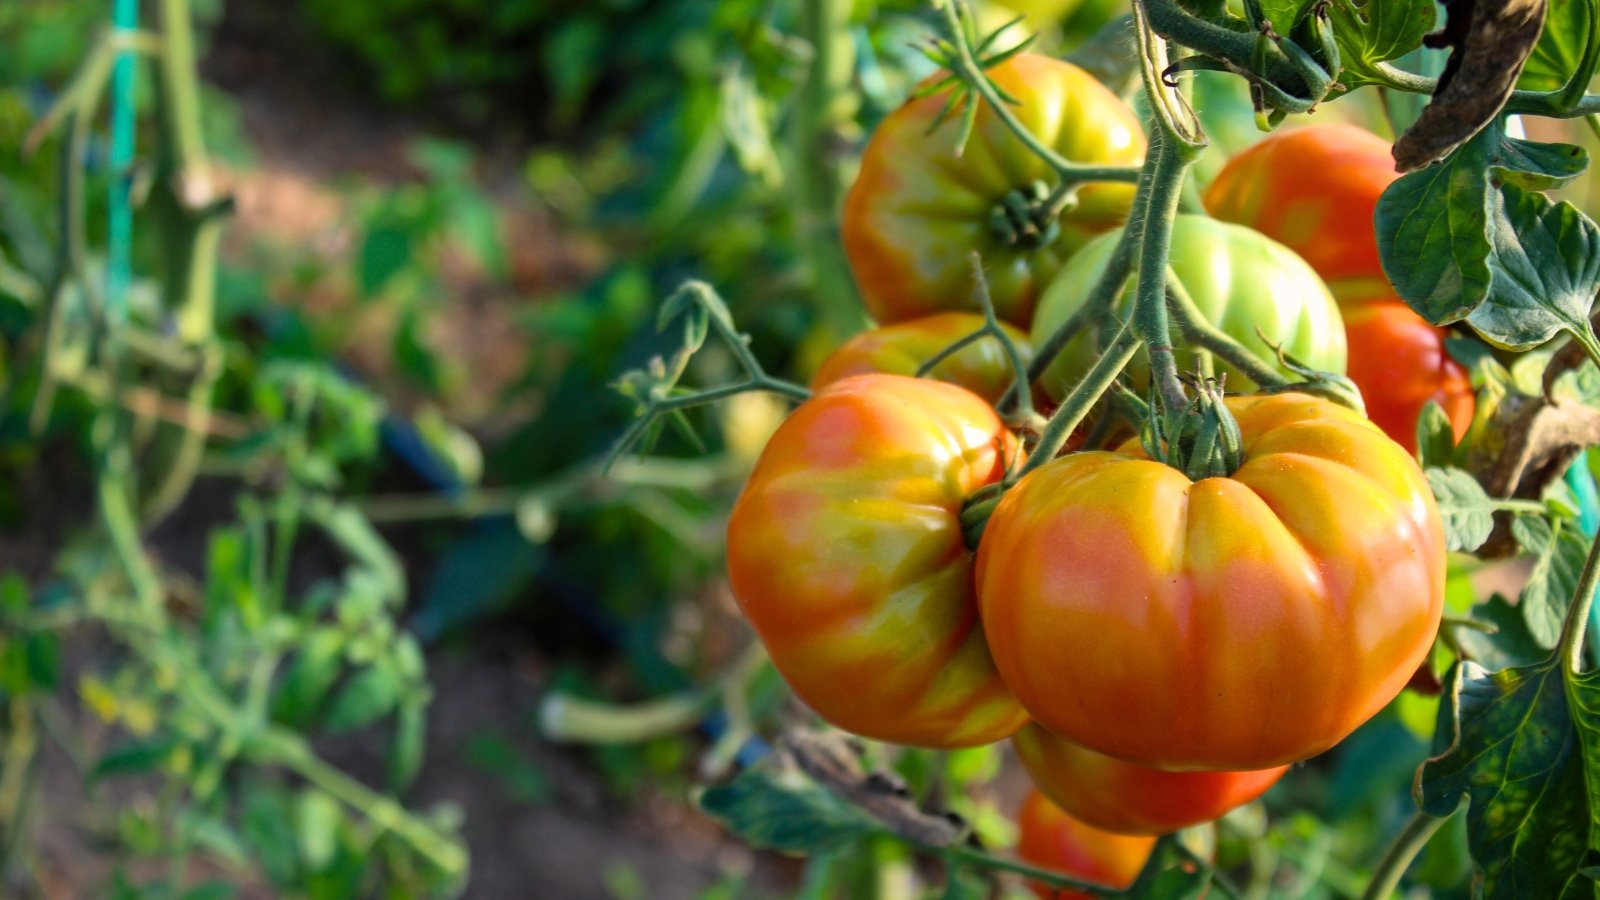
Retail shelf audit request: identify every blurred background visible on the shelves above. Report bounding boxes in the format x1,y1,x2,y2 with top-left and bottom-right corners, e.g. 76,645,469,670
0,0,1563,897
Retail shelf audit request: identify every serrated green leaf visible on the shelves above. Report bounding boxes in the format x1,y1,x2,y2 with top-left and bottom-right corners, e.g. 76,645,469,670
1125,836,1213,900
1377,129,1498,325
1454,594,1548,670
1470,183,1600,352
1494,139,1590,190
1426,467,1498,552
1259,0,1309,35
272,631,345,727
698,764,885,854
1513,516,1592,648
1518,0,1594,92
1418,660,1594,898
1330,0,1436,87
1416,401,1456,467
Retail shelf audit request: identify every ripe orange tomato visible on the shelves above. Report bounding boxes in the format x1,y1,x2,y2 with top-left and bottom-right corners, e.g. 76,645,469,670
843,53,1144,327
1013,723,1286,835
1016,789,1154,900
1342,298,1475,453
1203,123,1398,300
976,393,1445,770
810,312,1032,405
725,374,1027,747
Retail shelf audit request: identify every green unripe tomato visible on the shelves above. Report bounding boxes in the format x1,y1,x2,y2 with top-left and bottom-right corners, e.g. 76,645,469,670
1030,215,1346,400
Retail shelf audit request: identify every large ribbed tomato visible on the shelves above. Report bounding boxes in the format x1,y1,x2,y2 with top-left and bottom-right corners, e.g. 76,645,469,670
810,312,1032,405
1030,215,1346,399
1013,723,1286,835
1342,297,1474,453
976,393,1445,770
1016,790,1154,900
1203,123,1398,300
725,374,1026,747
843,53,1144,327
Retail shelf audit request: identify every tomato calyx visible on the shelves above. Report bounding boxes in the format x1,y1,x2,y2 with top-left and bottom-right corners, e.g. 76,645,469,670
1139,376,1244,481
989,180,1072,250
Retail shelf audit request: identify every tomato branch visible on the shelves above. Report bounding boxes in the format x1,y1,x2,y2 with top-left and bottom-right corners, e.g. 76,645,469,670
1131,132,1192,411
1358,809,1453,900
921,253,1040,428
1164,275,1288,389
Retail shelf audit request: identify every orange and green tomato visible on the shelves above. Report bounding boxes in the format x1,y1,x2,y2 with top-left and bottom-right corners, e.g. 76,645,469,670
1016,790,1154,900
976,393,1445,770
843,53,1144,328
1013,723,1287,835
810,312,1032,405
1030,215,1345,399
1342,298,1474,453
725,374,1027,748
1203,123,1398,300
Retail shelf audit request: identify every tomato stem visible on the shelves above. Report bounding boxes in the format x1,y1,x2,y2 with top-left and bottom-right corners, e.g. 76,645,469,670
1358,809,1452,900
932,842,1119,897
1164,274,1288,389
1132,130,1192,411
1015,319,1139,483
1557,336,1600,671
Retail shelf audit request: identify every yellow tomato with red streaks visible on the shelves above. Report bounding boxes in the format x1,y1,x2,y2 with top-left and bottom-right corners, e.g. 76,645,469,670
843,53,1144,327
1014,723,1286,835
976,393,1445,770
725,374,1027,747
1016,790,1154,900
810,312,1032,405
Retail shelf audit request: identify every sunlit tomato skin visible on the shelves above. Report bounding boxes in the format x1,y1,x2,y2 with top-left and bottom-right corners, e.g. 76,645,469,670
1016,790,1154,900
810,312,1033,405
1203,123,1398,297
725,374,1028,747
1342,298,1474,453
843,53,1145,328
1013,723,1286,835
976,393,1446,770
1030,215,1346,400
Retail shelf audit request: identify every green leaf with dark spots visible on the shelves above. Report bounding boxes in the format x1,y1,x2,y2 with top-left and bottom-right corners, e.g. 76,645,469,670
1418,660,1594,898
1568,668,1600,869
1494,139,1590,190
699,764,885,854
1468,184,1600,352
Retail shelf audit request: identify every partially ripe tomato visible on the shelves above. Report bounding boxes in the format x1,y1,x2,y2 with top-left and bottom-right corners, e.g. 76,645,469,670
810,312,1032,405
1342,298,1474,453
1013,723,1286,835
1030,215,1346,399
976,393,1445,770
1016,789,1154,900
1203,123,1398,299
843,53,1144,327
726,374,1027,747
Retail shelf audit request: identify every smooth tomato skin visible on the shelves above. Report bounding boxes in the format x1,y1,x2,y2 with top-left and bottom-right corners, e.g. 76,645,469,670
1013,723,1286,835
976,393,1445,770
1016,790,1154,900
725,374,1028,747
1030,215,1346,399
810,312,1033,405
843,53,1144,328
1342,298,1474,453
1203,123,1398,295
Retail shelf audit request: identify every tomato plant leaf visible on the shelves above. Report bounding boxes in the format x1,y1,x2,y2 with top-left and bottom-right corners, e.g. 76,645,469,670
1259,0,1310,35
698,764,886,854
1418,660,1594,898
1518,0,1595,92
1512,515,1590,648
1124,835,1213,900
1377,129,1498,325
1493,138,1590,190
1416,401,1457,467
1468,184,1600,352
1569,668,1600,869
1329,0,1437,89
1454,594,1548,670
1426,467,1499,551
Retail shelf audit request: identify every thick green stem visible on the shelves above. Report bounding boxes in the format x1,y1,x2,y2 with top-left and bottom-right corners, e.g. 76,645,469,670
1139,0,1314,102
1165,275,1286,388
1016,321,1139,480
1561,339,1600,671
1360,810,1451,900
1132,133,1191,410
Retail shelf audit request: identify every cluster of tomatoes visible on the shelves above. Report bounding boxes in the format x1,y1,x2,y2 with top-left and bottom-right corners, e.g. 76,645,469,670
724,53,1459,893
